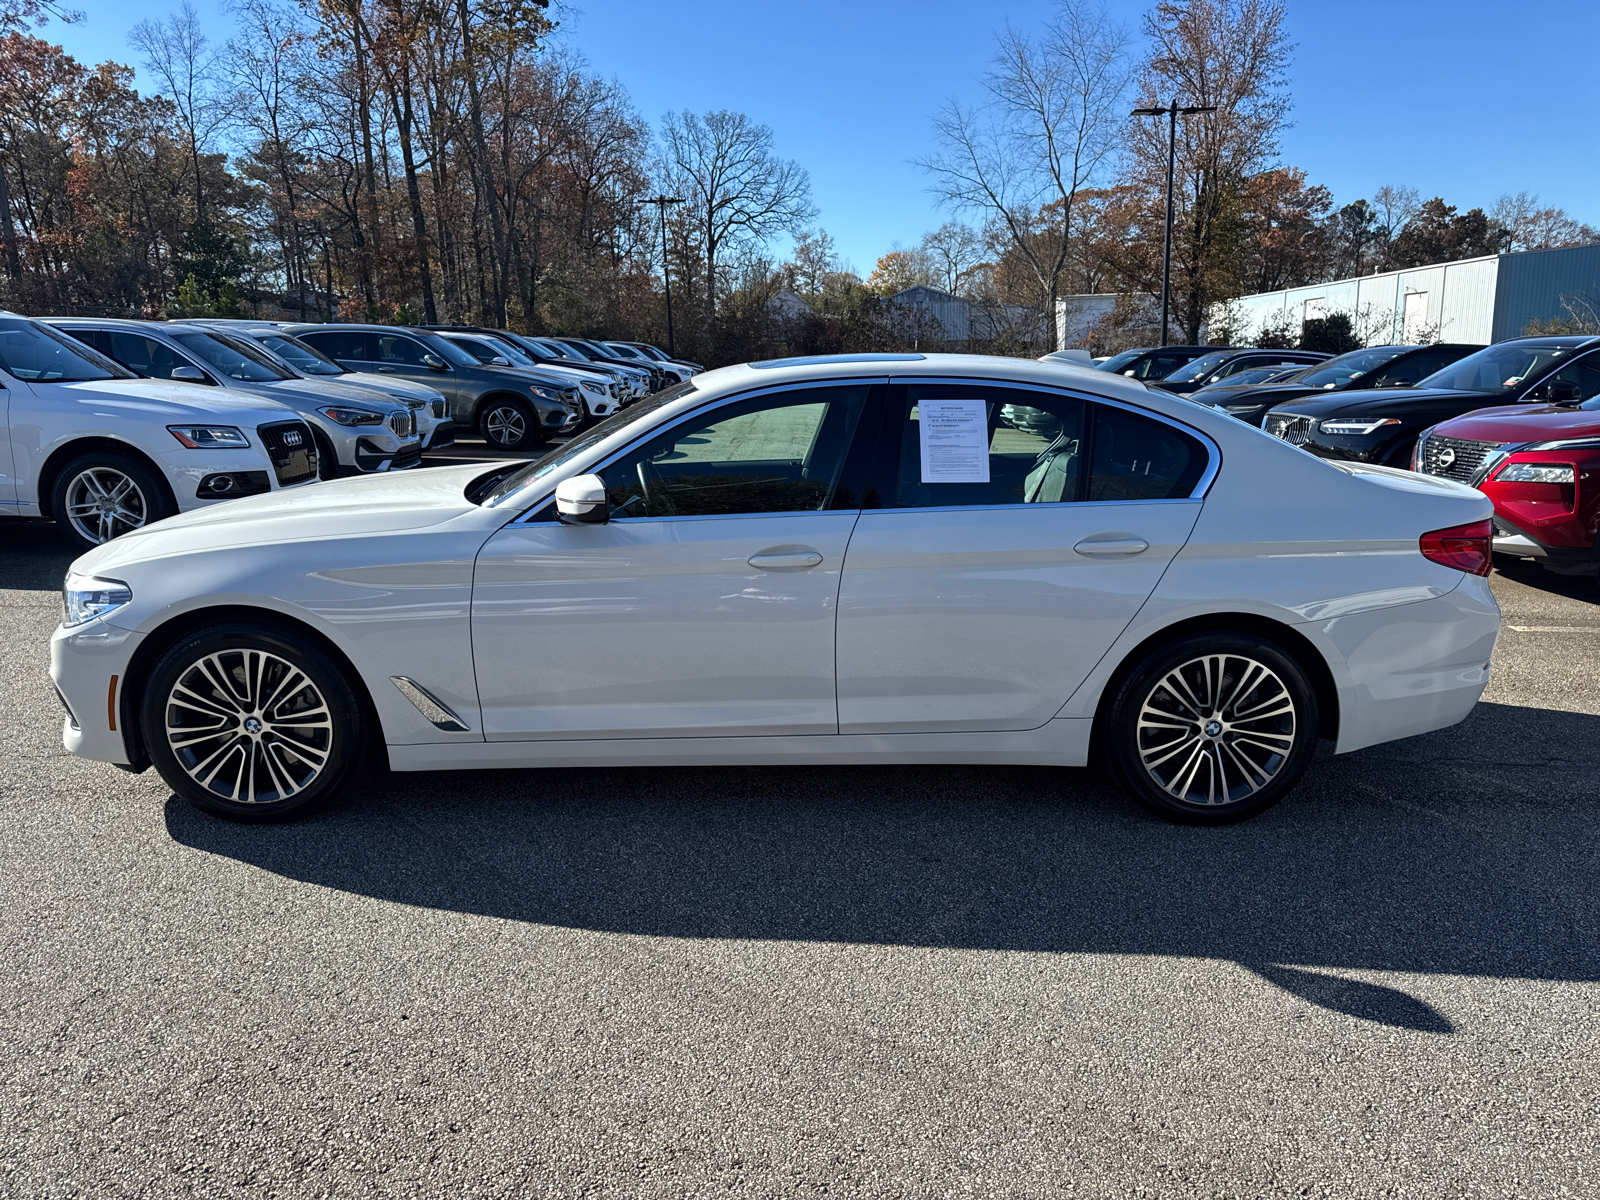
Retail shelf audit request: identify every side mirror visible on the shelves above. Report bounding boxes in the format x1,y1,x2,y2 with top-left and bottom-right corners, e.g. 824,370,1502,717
555,474,609,525
1122,369,1137,377
170,365,208,383
421,353,448,371
1528,380,1582,403
489,355,510,367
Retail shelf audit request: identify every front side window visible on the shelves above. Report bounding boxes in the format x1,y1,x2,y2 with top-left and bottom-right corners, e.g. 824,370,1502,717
169,331,291,382
377,334,432,366
108,332,194,381
597,385,870,519
0,319,131,382
1545,352,1600,402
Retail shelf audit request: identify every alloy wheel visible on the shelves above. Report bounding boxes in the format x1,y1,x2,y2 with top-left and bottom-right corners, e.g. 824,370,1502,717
63,466,149,544
163,648,335,804
1134,653,1296,807
483,404,526,446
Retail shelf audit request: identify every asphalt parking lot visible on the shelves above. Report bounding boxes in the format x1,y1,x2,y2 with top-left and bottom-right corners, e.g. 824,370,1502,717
2,454,1597,1197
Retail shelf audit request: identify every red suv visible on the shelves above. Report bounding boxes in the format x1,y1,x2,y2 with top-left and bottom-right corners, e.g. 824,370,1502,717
1414,397,1600,580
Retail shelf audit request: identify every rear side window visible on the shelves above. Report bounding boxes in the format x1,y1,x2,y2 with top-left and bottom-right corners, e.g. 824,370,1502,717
302,330,373,360
894,386,1086,508
1089,405,1207,501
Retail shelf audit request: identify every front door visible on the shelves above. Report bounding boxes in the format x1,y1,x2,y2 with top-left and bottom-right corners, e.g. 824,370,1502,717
471,382,878,739
836,382,1207,733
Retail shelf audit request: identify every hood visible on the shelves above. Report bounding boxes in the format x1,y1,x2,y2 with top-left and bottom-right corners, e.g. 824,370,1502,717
54,378,299,424
74,462,501,571
477,363,580,389
1432,402,1600,444
1268,387,1481,419
340,371,445,403
267,377,404,411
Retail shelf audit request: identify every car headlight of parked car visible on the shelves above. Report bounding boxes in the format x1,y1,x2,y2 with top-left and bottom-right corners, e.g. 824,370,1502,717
62,572,132,627
1319,417,1401,436
1494,462,1575,484
318,406,384,426
167,425,250,449
530,385,561,401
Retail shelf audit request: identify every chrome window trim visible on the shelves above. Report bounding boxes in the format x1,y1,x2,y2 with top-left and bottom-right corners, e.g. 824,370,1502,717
509,376,890,524
891,374,1223,501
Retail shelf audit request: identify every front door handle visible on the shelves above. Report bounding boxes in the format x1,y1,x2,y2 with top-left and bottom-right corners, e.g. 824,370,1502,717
1073,535,1149,557
377,366,396,373
748,547,824,570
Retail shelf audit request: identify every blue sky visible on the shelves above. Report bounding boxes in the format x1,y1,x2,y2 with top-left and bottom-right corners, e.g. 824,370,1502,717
51,0,1600,274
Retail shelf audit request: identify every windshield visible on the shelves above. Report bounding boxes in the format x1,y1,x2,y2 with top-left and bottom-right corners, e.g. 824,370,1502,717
634,344,669,362
1095,349,1146,373
453,335,537,368
404,330,477,368
1163,351,1234,383
0,319,132,382
1416,342,1583,393
256,332,346,375
539,340,588,362
169,330,294,381
479,380,699,507
605,342,645,360
1289,347,1405,389
1194,367,1284,391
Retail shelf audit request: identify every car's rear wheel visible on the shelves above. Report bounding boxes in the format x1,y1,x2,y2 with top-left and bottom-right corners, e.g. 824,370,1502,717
142,623,365,821
479,396,544,451
51,451,175,552
1105,632,1319,825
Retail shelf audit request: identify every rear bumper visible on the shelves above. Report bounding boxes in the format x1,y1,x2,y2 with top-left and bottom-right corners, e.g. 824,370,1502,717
1320,577,1500,754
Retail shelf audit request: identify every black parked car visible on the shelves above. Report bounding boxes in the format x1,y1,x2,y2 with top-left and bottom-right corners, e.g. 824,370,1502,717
1262,336,1600,466
1199,343,1484,425
1149,347,1331,395
1094,345,1219,381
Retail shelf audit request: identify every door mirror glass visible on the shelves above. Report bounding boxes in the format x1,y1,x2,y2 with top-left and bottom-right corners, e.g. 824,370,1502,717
170,365,208,383
555,473,609,524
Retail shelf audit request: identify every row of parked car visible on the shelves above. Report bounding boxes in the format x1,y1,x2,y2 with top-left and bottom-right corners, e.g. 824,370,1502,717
0,311,698,550
1098,337,1600,582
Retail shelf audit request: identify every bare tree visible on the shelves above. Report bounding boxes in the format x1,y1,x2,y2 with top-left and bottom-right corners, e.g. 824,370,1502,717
1126,0,1292,341
1370,184,1420,268
658,109,815,336
919,220,985,296
921,0,1130,348
1490,191,1599,253
129,1,224,217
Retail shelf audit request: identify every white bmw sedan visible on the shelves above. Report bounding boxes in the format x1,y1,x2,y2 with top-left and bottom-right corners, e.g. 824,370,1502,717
51,353,1501,825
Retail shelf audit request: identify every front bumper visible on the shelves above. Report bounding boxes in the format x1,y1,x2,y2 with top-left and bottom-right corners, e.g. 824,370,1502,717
425,420,456,450
154,445,313,513
354,436,424,472
51,617,146,766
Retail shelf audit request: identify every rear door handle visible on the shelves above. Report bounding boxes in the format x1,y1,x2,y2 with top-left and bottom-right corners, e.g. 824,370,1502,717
749,548,824,570
1073,535,1149,557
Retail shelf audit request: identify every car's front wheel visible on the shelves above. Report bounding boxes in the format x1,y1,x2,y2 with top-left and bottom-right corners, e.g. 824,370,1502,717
51,451,175,551
1105,632,1319,825
142,623,366,821
479,396,544,451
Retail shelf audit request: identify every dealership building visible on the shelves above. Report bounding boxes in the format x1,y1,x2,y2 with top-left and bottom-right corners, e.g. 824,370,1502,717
1219,243,1600,346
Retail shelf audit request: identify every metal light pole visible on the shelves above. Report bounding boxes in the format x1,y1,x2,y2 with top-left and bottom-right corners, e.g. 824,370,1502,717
642,194,685,355
1132,99,1216,346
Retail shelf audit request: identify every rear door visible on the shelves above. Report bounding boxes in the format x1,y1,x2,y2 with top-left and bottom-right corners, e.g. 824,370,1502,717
835,381,1210,733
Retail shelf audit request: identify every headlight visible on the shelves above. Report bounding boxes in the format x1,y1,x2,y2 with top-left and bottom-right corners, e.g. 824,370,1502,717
529,386,560,401
318,406,383,426
581,380,604,394
1319,417,1402,436
1495,462,1575,484
62,572,132,627
168,425,249,449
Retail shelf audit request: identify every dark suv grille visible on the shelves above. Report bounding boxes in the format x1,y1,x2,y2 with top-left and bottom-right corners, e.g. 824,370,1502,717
1418,434,1501,482
1264,412,1314,445
257,421,318,486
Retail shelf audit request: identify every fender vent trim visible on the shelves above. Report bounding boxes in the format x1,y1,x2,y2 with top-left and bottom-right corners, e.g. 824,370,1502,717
390,676,471,732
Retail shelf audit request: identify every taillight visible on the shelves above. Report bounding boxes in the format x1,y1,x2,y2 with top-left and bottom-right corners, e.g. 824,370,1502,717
1419,519,1493,576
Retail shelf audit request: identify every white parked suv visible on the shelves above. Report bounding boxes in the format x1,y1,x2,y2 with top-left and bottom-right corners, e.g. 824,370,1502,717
0,313,319,550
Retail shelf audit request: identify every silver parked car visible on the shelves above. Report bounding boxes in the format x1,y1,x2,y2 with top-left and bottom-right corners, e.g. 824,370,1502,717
50,319,421,477
185,319,454,451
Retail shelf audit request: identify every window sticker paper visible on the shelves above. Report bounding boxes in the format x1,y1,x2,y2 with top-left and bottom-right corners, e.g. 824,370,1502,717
918,399,990,483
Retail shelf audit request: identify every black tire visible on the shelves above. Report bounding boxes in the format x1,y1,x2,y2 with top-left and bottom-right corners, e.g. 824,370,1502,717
311,426,342,480
478,396,545,451
141,622,365,821
1104,632,1319,825
50,450,176,552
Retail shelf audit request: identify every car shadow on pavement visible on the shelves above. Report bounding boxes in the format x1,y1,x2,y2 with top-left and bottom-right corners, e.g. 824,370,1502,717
1492,557,1600,604
165,699,1600,1034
